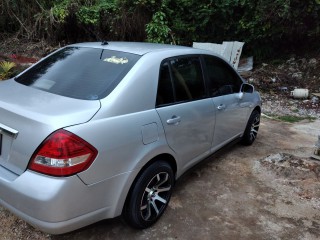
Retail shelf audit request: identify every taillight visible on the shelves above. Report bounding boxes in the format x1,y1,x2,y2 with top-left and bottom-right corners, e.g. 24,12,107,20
28,129,98,177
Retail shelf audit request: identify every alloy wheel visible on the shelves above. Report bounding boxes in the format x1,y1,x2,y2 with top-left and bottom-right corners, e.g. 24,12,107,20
250,115,260,141
140,172,172,221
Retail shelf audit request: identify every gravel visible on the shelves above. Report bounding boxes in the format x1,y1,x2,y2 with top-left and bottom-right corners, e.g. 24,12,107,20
261,93,320,119
243,55,320,119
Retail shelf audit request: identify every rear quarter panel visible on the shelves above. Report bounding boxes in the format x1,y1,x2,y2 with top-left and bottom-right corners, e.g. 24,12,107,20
69,109,175,185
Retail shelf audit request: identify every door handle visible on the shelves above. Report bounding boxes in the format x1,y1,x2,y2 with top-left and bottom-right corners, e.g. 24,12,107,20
217,104,226,110
166,115,181,125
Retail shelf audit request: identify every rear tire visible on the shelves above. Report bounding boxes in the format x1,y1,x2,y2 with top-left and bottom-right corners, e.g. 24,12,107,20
241,110,260,146
123,161,174,229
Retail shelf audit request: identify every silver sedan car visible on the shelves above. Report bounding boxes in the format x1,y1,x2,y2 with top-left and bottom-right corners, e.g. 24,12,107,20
0,42,261,234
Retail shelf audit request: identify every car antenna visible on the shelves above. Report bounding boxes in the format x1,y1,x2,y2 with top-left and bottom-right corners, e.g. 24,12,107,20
101,41,108,45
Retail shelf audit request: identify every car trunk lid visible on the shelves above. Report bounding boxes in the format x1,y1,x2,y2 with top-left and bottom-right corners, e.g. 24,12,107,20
0,80,100,175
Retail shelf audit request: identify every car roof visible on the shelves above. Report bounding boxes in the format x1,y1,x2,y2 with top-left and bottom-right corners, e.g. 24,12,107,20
69,42,200,56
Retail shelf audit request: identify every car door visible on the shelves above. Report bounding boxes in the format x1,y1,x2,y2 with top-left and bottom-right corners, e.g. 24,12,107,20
156,56,215,171
202,55,249,150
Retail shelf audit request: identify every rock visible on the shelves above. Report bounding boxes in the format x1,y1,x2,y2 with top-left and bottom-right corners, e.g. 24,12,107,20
308,58,317,68
311,96,319,104
300,58,307,64
248,77,254,83
286,57,295,64
288,67,296,72
292,72,303,80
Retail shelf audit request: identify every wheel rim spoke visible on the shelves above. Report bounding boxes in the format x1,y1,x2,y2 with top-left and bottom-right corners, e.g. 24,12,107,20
145,203,152,220
140,204,147,211
154,194,167,204
150,200,160,215
251,129,258,134
252,123,260,128
250,132,256,140
156,186,171,193
154,173,168,188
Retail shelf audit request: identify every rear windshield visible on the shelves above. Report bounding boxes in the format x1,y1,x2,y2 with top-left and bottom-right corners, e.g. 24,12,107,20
15,47,141,100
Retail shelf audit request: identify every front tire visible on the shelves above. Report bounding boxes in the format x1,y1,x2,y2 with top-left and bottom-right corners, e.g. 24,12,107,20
241,110,260,145
123,161,174,229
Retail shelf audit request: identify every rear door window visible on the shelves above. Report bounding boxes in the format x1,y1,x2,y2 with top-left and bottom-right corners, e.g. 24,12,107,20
156,56,206,107
170,57,206,102
15,47,140,100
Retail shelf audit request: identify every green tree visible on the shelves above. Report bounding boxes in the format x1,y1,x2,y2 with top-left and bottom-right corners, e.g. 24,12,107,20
0,0,319,58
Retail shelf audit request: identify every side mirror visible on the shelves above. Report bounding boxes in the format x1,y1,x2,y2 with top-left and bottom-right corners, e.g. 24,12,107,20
237,83,254,100
240,83,254,93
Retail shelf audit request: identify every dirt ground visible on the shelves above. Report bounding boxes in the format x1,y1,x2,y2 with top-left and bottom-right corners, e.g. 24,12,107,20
0,117,319,240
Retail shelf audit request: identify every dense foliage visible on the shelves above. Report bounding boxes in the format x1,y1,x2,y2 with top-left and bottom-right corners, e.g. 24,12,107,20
0,0,319,57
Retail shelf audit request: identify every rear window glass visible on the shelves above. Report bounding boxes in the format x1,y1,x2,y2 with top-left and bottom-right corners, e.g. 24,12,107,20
15,47,141,100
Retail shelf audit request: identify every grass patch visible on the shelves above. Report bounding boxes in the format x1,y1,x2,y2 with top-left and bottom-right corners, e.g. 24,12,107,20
263,114,317,123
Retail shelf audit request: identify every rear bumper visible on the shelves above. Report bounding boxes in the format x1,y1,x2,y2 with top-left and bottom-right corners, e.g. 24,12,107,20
0,197,110,234
0,168,133,234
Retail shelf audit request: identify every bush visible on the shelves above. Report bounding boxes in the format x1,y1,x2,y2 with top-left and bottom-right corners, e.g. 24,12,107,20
0,0,319,59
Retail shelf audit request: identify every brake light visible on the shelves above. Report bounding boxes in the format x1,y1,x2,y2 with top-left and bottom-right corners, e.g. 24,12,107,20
28,129,97,177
